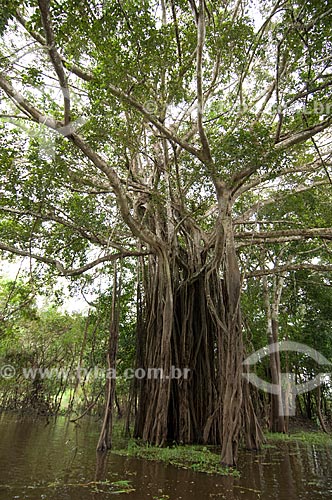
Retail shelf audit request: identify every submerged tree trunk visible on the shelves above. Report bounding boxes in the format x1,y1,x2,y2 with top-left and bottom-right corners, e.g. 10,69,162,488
96,263,121,451
316,386,329,434
218,219,245,465
262,274,286,433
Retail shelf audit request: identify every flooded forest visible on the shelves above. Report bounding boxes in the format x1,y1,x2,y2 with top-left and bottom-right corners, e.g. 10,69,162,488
0,0,332,498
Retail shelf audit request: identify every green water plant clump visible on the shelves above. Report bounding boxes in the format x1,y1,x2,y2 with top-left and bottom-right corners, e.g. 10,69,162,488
265,431,332,446
113,440,240,477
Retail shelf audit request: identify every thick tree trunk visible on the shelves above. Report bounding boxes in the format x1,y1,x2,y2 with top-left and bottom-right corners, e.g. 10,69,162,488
134,216,263,465
218,227,245,465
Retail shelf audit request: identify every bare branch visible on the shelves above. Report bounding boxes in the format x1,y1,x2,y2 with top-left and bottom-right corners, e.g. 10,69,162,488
235,180,328,223
0,72,60,128
0,114,32,121
37,0,71,124
188,0,199,25
275,117,332,150
236,227,332,247
234,155,331,198
247,263,332,278
171,0,182,65
196,0,212,163
285,79,332,108
15,9,92,81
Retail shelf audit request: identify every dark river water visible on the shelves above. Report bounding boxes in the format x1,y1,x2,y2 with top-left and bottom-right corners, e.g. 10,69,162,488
0,413,331,499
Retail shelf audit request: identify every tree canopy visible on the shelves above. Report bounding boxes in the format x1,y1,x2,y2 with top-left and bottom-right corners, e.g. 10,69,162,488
0,0,332,465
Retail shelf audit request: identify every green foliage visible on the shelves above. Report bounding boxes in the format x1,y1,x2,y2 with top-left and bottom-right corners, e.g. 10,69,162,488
266,431,332,446
1,0,331,284
115,441,240,476
0,0,332,450
0,0,21,35
0,276,89,412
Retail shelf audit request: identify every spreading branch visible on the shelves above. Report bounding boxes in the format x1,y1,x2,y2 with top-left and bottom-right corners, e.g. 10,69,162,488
0,206,113,248
234,155,332,199
14,8,204,163
235,180,329,223
0,73,161,249
0,242,150,277
247,263,332,278
275,117,332,150
236,227,332,247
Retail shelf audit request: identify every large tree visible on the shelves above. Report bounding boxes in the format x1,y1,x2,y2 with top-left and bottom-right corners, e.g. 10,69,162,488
1,0,332,464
